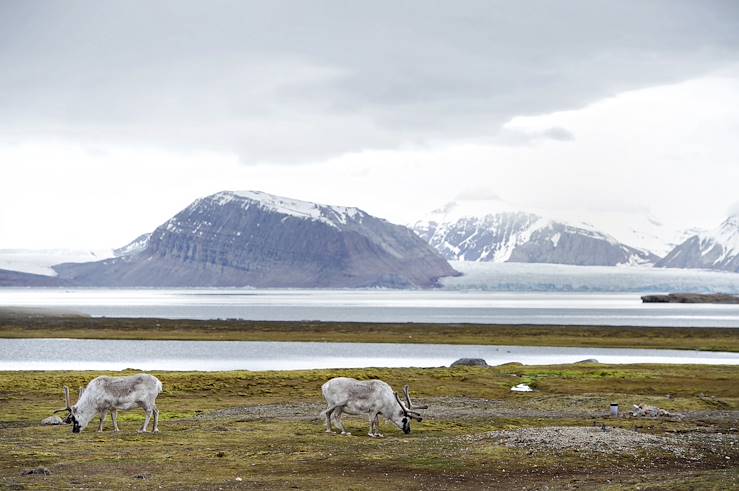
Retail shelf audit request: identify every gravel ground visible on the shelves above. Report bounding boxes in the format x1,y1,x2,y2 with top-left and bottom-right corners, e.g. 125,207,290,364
487,426,739,460
198,397,739,424
489,426,692,456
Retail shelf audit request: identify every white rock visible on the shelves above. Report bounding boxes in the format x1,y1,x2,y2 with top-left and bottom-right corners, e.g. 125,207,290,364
511,383,533,392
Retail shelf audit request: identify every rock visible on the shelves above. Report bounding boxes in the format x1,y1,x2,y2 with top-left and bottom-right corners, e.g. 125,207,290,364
641,293,739,304
574,359,599,364
450,358,488,367
630,404,673,418
40,415,64,425
511,383,533,392
22,467,51,476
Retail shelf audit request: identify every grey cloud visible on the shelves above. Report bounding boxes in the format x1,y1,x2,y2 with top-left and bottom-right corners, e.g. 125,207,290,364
455,189,502,201
494,126,575,145
542,127,575,142
0,0,738,162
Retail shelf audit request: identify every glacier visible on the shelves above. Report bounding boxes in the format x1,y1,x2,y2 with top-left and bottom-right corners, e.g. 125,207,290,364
441,261,739,293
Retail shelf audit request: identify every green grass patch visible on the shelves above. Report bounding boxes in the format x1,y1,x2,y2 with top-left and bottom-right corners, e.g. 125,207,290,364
1,316,738,351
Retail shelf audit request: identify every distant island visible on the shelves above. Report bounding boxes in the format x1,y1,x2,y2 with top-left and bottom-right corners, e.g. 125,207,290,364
641,293,739,304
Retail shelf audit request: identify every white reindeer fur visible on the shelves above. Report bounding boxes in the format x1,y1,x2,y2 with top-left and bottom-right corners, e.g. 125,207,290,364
69,374,162,433
320,377,423,437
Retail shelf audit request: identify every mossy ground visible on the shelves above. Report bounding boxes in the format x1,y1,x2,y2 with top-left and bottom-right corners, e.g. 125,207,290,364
1,315,738,352
1,364,737,490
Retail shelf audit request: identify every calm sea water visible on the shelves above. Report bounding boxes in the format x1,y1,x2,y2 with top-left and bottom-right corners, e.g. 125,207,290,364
1,288,739,327
1,338,737,371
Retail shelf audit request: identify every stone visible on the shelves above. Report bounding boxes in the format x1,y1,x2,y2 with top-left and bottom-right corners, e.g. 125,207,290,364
22,467,51,476
450,358,489,367
41,416,64,425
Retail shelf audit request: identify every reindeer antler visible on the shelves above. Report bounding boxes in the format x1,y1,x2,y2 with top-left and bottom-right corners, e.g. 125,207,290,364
396,390,424,422
53,386,73,416
394,392,409,416
403,385,428,410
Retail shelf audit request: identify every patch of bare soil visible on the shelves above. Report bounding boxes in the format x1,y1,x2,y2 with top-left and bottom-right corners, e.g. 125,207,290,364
198,402,325,421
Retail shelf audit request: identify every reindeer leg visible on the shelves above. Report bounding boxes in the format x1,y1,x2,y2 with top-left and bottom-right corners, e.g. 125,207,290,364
97,410,108,432
368,412,378,437
111,410,120,432
152,406,160,433
321,403,343,433
334,408,350,436
372,413,383,438
320,406,330,432
139,408,152,433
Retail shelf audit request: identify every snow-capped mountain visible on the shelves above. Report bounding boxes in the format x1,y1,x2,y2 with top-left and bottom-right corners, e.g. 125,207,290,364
657,214,739,272
53,190,458,287
411,200,659,266
552,210,689,259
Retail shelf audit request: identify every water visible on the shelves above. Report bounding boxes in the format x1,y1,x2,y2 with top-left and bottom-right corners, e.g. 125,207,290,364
1,288,739,327
1,338,737,371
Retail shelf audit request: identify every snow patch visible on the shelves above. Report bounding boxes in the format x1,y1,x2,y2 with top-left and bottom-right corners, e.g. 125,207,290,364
210,191,365,229
0,249,115,277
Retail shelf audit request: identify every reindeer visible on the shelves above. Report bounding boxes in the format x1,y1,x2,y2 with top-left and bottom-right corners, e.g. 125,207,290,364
55,374,163,433
320,377,427,437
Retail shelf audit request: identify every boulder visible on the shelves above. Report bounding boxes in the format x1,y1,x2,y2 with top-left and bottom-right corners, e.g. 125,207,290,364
41,415,64,425
630,404,672,417
22,467,51,476
450,358,489,368
511,383,533,392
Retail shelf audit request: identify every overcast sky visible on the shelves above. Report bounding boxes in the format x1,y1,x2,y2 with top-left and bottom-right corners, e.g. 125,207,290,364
1,1,739,249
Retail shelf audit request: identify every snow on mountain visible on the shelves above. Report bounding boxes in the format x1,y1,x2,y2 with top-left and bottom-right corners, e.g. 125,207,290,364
209,190,364,229
411,200,659,266
657,214,739,272
113,233,151,257
546,210,687,258
0,248,114,277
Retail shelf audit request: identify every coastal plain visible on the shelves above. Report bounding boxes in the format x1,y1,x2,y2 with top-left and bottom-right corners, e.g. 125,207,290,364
1,314,737,489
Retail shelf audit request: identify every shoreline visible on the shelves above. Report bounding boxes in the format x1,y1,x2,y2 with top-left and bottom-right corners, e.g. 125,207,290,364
1,314,738,352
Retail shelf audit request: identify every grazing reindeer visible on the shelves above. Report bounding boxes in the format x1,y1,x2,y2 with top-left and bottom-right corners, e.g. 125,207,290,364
320,377,427,437
55,374,163,433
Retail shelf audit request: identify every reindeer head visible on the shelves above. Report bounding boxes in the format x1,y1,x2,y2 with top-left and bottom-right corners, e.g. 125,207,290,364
54,386,84,433
393,385,428,434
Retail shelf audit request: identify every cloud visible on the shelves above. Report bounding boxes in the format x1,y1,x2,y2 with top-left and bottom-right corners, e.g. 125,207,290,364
455,189,502,201
1,1,738,162
542,127,576,142
495,125,576,145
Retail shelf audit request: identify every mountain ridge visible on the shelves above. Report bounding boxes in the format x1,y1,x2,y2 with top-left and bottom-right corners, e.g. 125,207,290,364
52,190,458,288
411,201,659,266
657,214,739,272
